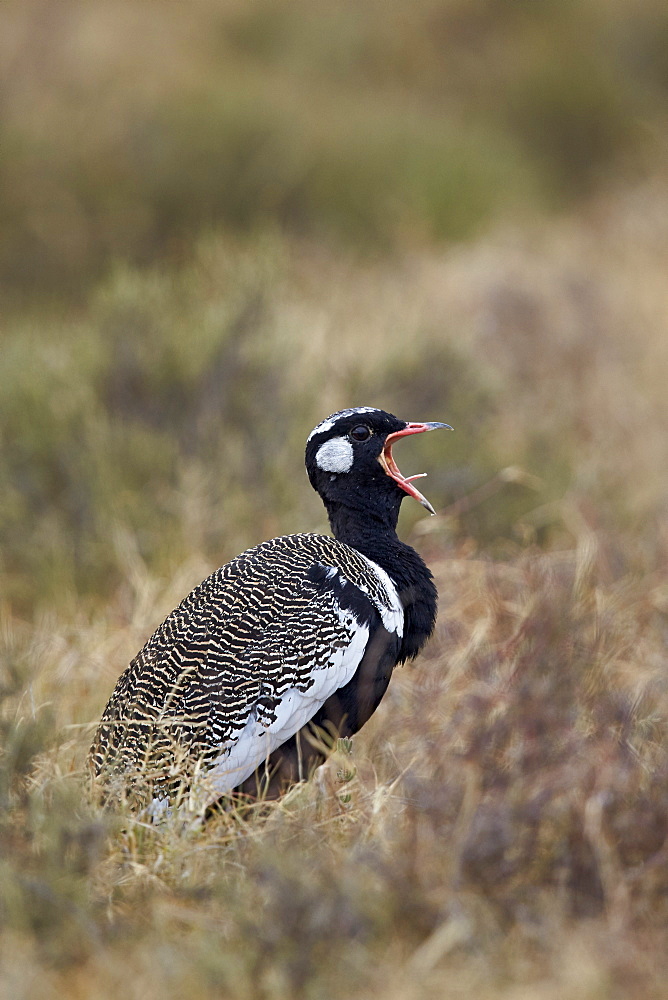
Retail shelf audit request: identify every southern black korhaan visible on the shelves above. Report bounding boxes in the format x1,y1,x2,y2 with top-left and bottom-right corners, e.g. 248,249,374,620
90,407,451,812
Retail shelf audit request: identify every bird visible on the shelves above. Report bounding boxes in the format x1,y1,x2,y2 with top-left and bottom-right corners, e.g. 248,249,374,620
89,406,452,812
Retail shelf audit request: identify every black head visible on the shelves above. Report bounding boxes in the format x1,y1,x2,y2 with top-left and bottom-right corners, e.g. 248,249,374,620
305,406,452,530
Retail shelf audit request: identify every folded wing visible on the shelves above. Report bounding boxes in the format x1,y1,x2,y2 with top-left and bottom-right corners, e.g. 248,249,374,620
90,533,403,807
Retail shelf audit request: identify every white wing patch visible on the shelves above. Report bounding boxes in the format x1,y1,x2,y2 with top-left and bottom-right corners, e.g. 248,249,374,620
356,553,404,636
205,611,370,797
315,436,354,473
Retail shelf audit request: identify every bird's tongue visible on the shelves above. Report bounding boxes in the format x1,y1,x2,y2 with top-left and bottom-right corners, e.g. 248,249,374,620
379,421,452,515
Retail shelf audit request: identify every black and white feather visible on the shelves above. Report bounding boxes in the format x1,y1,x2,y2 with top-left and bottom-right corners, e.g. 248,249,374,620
90,406,450,810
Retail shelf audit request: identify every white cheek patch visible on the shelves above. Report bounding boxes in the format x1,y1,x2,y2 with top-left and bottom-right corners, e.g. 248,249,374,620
315,436,354,473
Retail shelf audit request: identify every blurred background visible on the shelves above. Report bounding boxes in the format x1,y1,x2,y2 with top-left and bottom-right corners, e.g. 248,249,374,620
2,0,667,615
2,3,668,996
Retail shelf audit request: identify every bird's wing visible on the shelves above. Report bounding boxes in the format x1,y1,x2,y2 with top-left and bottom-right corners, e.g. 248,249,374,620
90,534,403,800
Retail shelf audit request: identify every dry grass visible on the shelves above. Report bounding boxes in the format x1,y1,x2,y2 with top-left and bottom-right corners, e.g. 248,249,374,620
3,520,668,998
3,2,668,992
2,182,668,996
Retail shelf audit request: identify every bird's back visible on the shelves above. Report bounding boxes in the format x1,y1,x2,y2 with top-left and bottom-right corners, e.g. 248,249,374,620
90,532,403,806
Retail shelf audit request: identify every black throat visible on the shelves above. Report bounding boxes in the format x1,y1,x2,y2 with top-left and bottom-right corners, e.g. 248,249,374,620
324,499,438,663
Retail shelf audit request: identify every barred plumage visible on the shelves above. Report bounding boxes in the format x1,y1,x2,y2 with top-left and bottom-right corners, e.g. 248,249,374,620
91,534,402,803
90,407,451,811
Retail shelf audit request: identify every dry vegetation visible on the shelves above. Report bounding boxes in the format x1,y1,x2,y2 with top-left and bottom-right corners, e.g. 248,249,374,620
2,1,668,997
3,193,668,998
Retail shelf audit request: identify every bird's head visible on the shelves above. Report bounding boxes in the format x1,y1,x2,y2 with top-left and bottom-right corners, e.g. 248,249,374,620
305,406,452,526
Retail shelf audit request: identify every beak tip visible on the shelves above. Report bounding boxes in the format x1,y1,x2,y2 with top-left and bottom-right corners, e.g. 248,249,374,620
383,418,451,515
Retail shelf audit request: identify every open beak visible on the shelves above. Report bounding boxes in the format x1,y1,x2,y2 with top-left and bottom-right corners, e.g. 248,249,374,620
378,421,453,515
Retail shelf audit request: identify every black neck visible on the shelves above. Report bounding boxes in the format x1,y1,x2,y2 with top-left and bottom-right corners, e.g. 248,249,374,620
324,500,438,663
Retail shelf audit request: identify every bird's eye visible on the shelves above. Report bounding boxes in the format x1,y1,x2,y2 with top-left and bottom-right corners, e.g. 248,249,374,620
349,425,371,442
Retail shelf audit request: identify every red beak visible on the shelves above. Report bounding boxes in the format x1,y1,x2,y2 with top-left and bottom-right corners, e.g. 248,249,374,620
378,421,453,515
